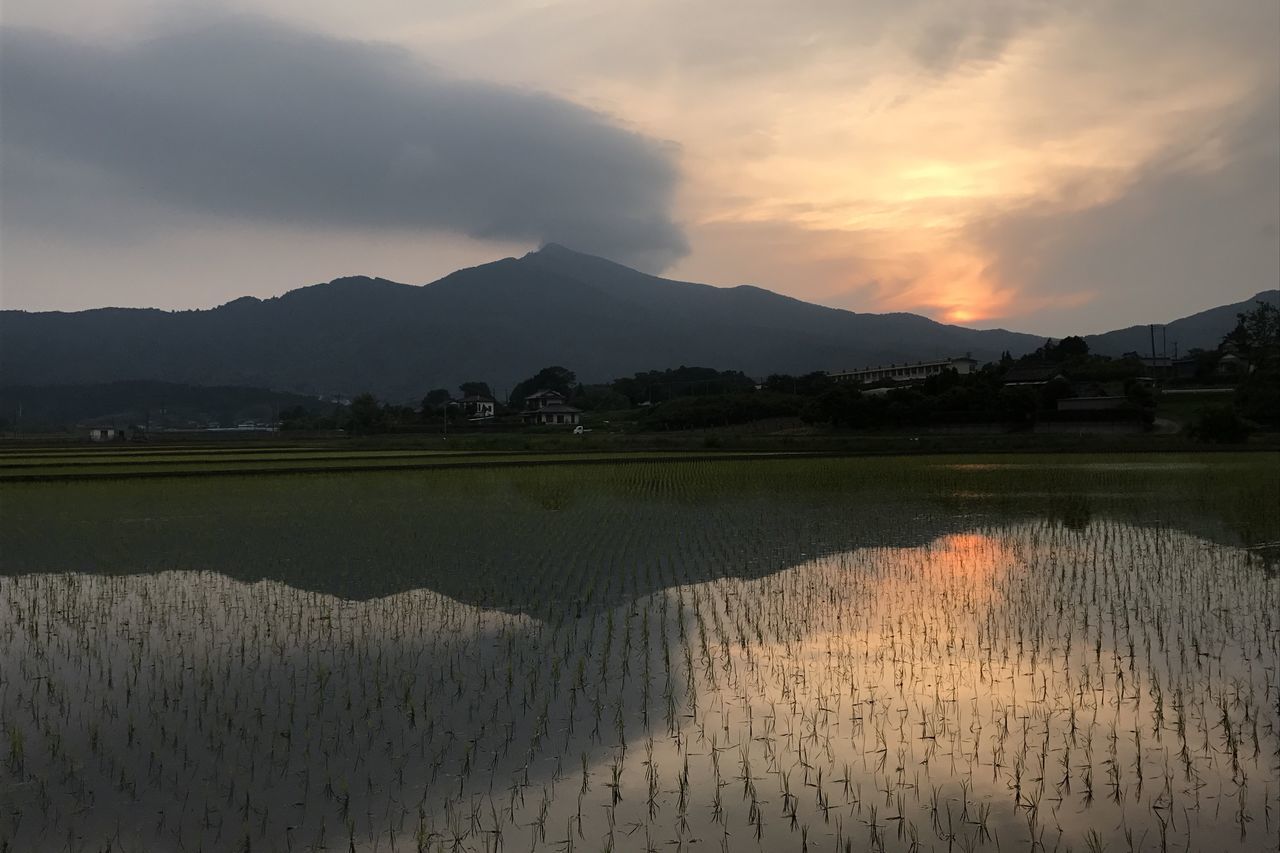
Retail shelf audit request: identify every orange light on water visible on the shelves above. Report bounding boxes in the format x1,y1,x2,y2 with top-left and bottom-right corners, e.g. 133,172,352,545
920,532,1017,591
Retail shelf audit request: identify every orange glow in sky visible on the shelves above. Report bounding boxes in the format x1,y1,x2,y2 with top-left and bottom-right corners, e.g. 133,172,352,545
1,0,1274,332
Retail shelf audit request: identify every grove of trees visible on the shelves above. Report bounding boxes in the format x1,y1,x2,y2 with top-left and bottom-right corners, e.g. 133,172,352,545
278,301,1279,439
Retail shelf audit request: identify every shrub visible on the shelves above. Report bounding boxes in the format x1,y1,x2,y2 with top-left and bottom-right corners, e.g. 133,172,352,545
1189,405,1253,443
1235,369,1280,428
642,392,802,430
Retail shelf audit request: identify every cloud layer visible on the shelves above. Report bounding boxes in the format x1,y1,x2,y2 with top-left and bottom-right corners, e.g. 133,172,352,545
1,0,1275,333
0,16,687,273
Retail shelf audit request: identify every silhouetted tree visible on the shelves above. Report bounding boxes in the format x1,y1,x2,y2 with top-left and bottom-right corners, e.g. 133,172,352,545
1057,336,1089,359
458,381,493,399
510,366,577,408
613,366,752,405
421,389,451,413
764,372,832,396
349,393,383,434
1225,302,1279,363
1190,406,1252,443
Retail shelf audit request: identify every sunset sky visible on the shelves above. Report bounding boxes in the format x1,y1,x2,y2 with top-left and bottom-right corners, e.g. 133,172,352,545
2,0,1277,334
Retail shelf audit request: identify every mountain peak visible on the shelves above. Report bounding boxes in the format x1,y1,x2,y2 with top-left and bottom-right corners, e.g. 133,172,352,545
525,242,590,262
521,242,666,282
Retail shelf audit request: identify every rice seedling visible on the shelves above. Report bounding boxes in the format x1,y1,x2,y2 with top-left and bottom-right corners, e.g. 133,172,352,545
0,453,1275,850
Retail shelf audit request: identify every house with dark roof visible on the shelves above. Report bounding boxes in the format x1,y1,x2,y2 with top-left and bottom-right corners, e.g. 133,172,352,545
459,394,496,419
521,390,582,426
1002,365,1064,386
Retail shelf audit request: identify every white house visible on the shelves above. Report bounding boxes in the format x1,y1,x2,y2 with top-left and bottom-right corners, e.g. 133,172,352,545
89,427,119,441
460,394,496,419
521,390,582,426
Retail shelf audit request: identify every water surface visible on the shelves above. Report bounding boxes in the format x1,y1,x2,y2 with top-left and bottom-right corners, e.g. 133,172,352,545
1,454,1276,851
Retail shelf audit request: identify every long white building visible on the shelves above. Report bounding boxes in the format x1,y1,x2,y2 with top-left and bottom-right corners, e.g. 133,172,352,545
828,355,978,385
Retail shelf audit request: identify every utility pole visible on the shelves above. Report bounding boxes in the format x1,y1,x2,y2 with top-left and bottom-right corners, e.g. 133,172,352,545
1149,324,1157,361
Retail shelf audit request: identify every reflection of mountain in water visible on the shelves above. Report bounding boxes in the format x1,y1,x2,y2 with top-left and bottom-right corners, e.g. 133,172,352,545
3,519,1274,852
1,456,1275,610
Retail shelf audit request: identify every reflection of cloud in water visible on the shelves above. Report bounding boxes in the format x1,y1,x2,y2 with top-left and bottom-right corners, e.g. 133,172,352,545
2,520,1276,852
656,523,1277,851
0,575,545,850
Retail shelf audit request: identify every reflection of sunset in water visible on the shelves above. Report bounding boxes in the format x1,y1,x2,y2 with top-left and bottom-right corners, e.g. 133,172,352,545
657,521,1276,852
915,531,1019,593
4,519,1275,851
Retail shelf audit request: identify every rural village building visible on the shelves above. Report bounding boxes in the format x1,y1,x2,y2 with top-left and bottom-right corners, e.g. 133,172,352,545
1057,396,1126,412
521,390,582,426
1135,356,1199,381
459,394,496,419
88,427,120,441
1215,353,1250,376
828,355,978,386
1001,365,1064,387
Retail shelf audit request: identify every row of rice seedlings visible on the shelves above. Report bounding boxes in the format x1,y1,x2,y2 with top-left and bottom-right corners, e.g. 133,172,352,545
1,463,1276,851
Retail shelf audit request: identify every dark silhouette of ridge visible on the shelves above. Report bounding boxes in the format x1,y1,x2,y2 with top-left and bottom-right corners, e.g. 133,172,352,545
0,245,1269,399
1084,289,1279,357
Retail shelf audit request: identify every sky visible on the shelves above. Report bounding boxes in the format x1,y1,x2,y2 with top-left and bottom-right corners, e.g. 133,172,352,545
1,0,1276,335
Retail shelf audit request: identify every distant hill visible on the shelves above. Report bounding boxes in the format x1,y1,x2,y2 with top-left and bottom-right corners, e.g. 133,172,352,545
0,381,334,432
0,245,1271,400
1085,290,1279,357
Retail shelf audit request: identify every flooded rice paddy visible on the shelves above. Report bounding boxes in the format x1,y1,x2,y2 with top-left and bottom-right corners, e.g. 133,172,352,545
1,454,1277,851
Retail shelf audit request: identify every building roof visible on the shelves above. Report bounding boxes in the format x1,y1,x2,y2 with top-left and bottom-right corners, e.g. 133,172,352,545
1002,365,1062,384
460,394,496,403
526,402,582,414
525,389,565,399
829,355,977,377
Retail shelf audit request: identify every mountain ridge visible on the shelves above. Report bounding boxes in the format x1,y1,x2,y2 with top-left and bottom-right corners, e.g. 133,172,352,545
1,245,1272,399
1084,290,1279,357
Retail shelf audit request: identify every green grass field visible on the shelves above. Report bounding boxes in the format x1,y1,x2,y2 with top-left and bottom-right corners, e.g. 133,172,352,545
3,424,1277,481
0,446,828,481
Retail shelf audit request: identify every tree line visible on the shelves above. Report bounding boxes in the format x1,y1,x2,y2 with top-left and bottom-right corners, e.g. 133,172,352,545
282,300,1278,439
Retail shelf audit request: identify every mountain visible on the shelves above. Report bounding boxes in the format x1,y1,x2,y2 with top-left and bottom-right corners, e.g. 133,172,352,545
0,245,1041,399
1085,290,1279,358
0,245,1270,399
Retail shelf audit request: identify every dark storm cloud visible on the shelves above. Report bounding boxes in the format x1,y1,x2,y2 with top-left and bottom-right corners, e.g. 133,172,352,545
0,17,688,271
